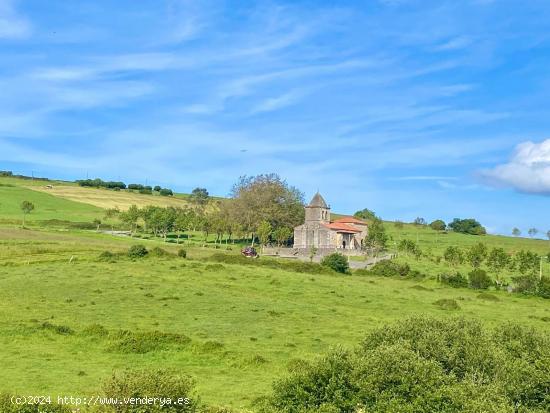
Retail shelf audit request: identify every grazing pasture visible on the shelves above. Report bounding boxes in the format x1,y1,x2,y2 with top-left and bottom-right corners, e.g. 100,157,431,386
25,184,192,211
0,229,549,410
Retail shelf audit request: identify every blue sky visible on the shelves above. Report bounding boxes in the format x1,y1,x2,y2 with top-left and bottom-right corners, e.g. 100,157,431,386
1,0,550,235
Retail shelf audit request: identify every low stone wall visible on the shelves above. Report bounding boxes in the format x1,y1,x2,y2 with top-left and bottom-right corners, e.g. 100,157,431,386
262,247,365,258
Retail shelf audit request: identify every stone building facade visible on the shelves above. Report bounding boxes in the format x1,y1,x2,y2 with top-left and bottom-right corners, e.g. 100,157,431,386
293,192,368,252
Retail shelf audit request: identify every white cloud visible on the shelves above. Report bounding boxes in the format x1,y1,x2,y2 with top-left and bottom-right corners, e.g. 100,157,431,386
0,0,30,39
481,139,550,195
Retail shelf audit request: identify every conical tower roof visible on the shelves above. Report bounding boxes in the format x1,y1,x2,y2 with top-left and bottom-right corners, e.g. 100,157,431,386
308,192,328,208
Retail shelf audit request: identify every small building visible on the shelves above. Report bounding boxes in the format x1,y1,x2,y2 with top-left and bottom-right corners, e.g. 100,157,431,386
293,192,368,252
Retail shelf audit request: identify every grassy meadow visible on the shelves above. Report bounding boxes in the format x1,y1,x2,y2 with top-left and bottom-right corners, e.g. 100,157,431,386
0,176,549,410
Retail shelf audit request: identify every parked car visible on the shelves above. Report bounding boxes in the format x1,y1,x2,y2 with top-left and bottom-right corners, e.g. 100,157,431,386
241,246,259,258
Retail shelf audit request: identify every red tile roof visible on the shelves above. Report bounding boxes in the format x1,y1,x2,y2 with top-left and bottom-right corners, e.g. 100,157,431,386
333,216,367,225
323,222,362,233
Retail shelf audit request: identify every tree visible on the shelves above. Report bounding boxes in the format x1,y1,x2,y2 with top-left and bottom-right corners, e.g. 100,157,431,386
273,227,292,247
364,217,388,257
448,218,486,235
20,200,35,227
354,208,377,221
528,228,538,238
173,208,192,244
190,187,209,208
443,246,463,267
119,204,140,235
512,227,521,237
429,219,446,231
468,269,492,289
486,247,509,282
103,207,120,231
466,242,488,268
93,218,101,232
230,174,304,245
159,188,173,196
413,217,426,226
514,250,539,276
257,220,272,249
153,185,161,192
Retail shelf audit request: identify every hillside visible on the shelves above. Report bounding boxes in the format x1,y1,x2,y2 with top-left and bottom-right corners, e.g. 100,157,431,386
0,228,549,409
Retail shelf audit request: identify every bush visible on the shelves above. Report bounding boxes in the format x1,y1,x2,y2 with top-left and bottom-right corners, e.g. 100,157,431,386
128,244,148,259
537,276,550,299
150,247,171,257
468,269,492,289
160,188,174,196
102,369,198,412
178,249,187,258
264,317,550,413
108,330,191,354
320,253,349,274
369,260,410,277
139,188,153,195
439,272,468,288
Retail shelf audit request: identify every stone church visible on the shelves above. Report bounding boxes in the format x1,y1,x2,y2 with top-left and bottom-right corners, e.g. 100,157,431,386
293,192,368,252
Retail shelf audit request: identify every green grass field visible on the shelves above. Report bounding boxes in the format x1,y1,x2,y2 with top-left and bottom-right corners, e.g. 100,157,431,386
0,177,549,410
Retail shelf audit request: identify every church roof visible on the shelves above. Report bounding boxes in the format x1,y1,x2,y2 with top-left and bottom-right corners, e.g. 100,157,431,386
308,192,328,208
323,222,362,233
333,216,368,225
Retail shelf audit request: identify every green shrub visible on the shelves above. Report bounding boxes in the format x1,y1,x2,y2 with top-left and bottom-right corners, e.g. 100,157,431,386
178,249,187,258
369,260,409,277
468,269,492,289
537,276,550,299
102,369,198,412
320,253,349,274
439,272,468,288
264,317,550,413
150,247,171,257
128,244,148,259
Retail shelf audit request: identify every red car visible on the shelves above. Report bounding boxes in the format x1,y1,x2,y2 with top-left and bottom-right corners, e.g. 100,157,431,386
241,246,259,258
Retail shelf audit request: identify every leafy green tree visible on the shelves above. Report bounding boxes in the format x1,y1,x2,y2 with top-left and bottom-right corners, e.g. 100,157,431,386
119,204,140,234
528,227,538,238
20,200,35,227
486,247,509,282
159,188,173,196
443,246,463,267
230,174,304,245
413,217,426,226
429,219,446,231
190,187,209,209
514,250,539,275
257,220,273,249
273,226,292,247
448,218,486,235
512,227,521,237
354,208,377,220
398,239,420,258
364,218,388,257
466,242,487,268
153,185,161,192
104,207,120,231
